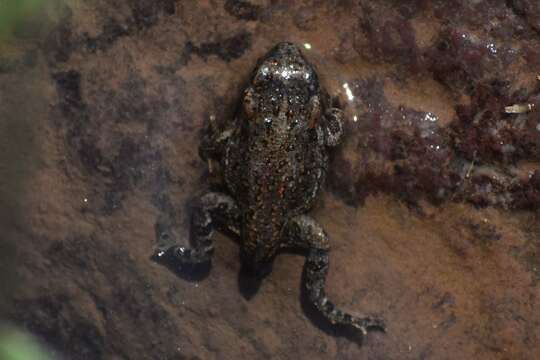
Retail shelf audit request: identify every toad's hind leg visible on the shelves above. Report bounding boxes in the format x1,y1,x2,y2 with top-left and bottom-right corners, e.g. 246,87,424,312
283,215,386,335
157,192,240,265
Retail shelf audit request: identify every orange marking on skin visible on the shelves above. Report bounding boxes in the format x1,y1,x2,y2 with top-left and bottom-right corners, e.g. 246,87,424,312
278,184,285,198
308,115,318,128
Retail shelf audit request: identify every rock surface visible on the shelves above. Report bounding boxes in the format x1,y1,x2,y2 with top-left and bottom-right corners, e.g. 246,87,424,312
2,1,540,359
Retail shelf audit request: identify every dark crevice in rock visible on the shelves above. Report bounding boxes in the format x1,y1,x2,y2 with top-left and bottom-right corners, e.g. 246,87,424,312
45,0,178,64
186,32,253,62
224,0,262,21
52,70,183,216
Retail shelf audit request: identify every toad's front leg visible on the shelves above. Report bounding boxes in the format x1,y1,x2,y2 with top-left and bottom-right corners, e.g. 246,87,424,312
283,215,386,336
157,192,240,265
323,107,344,147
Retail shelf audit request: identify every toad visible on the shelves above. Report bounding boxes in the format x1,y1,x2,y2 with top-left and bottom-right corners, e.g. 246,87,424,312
156,42,385,337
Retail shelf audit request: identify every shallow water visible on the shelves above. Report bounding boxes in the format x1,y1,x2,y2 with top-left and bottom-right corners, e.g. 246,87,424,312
2,1,540,359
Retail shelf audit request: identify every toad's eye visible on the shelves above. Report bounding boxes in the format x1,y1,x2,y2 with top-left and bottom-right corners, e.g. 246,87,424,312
253,65,270,85
243,87,258,119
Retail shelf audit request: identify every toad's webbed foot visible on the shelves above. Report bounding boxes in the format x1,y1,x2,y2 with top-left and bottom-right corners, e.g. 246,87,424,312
156,192,240,266
283,215,386,336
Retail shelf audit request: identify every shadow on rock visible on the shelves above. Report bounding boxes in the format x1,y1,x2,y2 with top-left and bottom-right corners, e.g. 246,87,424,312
237,268,264,300
237,258,275,300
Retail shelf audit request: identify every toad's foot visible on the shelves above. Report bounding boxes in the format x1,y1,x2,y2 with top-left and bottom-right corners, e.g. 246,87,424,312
283,215,386,336
155,192,240,266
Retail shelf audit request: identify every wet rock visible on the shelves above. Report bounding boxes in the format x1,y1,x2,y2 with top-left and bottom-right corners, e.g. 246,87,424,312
82,19,130,54
11,295,106,360
4,0,540,359
508,0,540,34
224,0,262,21
130,0,176,30
356,3,419,69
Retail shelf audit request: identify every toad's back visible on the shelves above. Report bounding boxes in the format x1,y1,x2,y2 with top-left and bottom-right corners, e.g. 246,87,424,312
222,43,327,264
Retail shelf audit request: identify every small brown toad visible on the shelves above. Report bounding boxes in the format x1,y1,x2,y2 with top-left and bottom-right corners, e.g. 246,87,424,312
156,42,385,337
